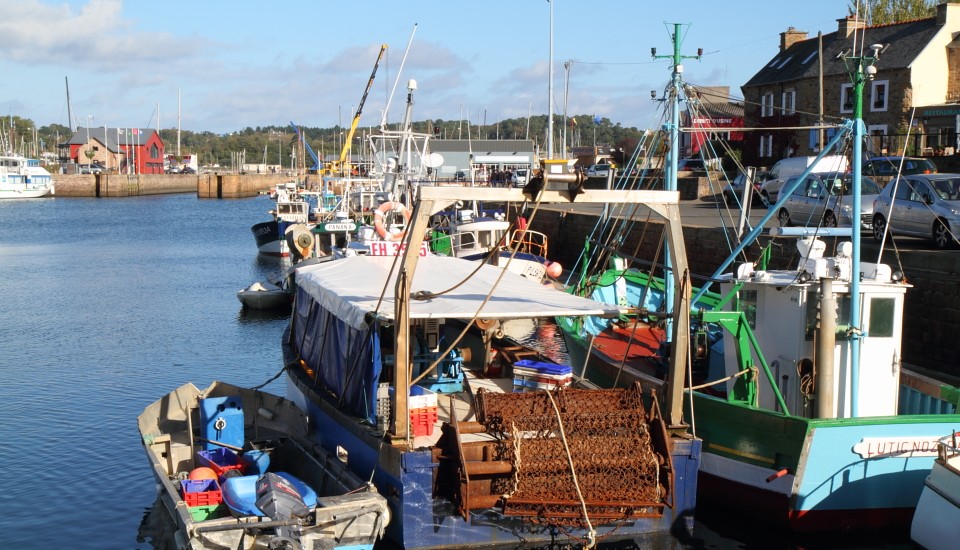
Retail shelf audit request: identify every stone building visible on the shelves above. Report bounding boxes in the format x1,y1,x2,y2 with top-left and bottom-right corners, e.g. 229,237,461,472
741,1,960,167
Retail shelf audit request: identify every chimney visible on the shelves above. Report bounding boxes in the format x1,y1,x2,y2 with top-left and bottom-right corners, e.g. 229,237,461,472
837,15,867,37
780,27,808,52
938,1,960,26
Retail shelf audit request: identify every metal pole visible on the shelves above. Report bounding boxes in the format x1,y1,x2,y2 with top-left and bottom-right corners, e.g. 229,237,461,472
547,0,554,159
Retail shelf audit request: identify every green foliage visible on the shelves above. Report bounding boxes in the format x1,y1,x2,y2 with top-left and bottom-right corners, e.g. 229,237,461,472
847,0,937,25
22,114,650,167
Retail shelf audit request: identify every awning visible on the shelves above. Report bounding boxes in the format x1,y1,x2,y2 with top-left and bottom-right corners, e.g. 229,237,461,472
295,255,622,330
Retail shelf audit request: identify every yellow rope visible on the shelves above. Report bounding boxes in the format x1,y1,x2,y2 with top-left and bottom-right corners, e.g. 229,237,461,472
544,390,596,549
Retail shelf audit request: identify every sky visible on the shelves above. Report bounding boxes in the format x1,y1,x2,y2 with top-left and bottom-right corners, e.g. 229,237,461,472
0,0,864,135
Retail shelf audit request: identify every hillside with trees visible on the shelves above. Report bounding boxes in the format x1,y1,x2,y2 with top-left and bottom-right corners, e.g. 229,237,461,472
3,114,646,169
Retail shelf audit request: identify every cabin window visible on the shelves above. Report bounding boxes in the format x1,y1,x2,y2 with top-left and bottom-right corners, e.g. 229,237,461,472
840,83,854,113
738,290,759,329
869,297,895,337
870,80,889,112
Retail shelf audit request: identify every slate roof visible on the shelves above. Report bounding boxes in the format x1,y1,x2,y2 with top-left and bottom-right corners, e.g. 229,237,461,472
64,127,160,151
745,16,941,87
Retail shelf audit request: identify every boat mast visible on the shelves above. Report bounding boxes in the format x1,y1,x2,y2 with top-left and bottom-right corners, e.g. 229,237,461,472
842,38,882,417
65,77,74,133
547,0,554,159
652,24,700,340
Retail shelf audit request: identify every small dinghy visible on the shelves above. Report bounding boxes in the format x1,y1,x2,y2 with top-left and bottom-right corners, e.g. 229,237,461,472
236,279,292,310
137,381,389,550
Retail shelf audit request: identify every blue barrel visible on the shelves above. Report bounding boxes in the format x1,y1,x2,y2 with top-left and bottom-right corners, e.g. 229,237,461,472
199,396,244,450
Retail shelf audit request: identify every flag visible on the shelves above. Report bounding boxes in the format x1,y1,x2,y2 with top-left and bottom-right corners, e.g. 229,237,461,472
570,118,577,127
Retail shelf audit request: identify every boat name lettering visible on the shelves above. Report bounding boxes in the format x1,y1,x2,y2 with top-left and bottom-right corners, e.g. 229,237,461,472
254,226,272,237
368,242,429,257
316,222,358,232
852,436,941,459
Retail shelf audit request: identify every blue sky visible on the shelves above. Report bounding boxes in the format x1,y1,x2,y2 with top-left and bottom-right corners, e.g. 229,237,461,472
0,0,859,134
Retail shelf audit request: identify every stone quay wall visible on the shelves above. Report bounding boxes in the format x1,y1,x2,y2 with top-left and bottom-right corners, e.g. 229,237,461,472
535,209,960,378
51,173,322,198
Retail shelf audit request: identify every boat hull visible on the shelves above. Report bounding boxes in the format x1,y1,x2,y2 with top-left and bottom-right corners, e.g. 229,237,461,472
284,347,701,549
692,393,960,532
0,183,54,199
251,220,287,257
911,452,960,550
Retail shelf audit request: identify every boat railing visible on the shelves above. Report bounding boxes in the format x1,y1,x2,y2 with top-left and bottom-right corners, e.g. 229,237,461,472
509,228,548,258
937,432,960,461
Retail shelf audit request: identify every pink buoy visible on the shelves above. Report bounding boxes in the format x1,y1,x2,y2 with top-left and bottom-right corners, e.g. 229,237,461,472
545,261,563,279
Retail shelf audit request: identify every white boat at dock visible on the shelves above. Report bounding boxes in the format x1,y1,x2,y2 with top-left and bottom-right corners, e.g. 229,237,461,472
0,153,54,199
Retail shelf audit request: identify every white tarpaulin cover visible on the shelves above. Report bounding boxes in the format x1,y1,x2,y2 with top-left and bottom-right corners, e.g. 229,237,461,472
295,255,622,330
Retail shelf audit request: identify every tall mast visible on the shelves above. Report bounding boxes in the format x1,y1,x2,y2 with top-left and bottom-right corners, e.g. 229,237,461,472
652,24,701,339
547,0,554,159
65,77,74,133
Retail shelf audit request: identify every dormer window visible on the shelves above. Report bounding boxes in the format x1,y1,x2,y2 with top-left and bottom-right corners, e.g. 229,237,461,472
840,83,854,113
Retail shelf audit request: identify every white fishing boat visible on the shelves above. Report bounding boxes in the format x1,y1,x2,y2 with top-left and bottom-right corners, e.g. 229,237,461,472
137,380,389,550
911,432,960,550
0,154,54,199
282,182,702,549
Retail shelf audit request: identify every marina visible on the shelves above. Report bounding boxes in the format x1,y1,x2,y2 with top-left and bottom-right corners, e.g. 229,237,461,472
6,3,960,548
0,192,920,550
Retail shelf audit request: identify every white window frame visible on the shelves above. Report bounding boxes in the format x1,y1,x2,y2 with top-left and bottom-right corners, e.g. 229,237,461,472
870,80,889,112
782,90,796,115
840,83,854,114
761,92,774,117
759,134,773,158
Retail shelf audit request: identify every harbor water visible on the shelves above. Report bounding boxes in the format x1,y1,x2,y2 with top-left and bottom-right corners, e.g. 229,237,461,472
0,194,913,549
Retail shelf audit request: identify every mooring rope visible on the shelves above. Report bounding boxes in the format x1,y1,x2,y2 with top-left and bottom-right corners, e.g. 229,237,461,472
544,390,597,549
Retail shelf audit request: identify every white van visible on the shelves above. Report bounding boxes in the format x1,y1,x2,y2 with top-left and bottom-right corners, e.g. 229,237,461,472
760,155,849,203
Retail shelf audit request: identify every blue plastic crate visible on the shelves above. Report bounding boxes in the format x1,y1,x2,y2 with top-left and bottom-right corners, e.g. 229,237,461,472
513,359,571,376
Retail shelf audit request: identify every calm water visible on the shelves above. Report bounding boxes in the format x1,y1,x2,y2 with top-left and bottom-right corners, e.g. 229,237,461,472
0,194,912,549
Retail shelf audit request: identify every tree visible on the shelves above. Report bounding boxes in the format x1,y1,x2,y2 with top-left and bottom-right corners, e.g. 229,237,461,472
848,0,937,25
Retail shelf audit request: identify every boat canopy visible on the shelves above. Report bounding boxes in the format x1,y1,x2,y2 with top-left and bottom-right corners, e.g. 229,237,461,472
294,255,622,331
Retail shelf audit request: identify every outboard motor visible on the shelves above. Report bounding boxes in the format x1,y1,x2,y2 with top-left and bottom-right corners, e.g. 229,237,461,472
255,472,309,549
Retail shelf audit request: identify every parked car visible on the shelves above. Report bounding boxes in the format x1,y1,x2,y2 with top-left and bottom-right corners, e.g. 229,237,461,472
510,168,529,187
776,172,881,230
180,166,196,174
676,158,706,172
586,164,613,178
78,163,102,174
863,156,937,177
760,154,849,204
722,170,770,206
872,173,960,249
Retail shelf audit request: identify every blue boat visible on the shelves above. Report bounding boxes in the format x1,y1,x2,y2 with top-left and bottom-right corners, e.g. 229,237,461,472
282,184,702,549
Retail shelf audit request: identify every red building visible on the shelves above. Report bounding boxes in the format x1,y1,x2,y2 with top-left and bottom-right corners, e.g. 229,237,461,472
61,127,165,174
680,91,745,158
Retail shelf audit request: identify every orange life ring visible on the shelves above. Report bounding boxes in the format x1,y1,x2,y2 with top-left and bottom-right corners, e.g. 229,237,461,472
373,202,411,242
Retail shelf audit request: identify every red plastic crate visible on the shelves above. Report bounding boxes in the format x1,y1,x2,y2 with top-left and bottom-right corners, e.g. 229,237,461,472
410,406,438,437
180,478,223,507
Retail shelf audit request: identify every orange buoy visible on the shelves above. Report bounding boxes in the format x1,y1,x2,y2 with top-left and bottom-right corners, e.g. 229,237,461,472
188,467,218,480
545,261,563,279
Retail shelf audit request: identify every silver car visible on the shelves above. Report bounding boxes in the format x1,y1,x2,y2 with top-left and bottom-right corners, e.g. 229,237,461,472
776,172,881,229
872,173,960,249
